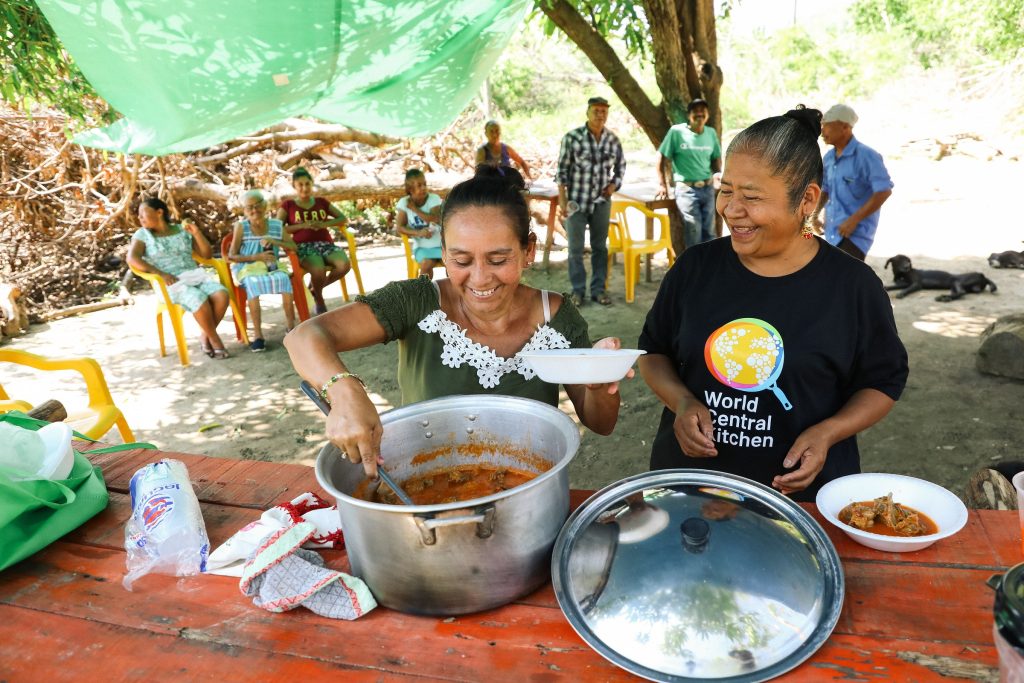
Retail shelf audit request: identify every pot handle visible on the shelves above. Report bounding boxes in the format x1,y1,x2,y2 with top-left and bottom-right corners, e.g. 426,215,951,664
414,505,496,546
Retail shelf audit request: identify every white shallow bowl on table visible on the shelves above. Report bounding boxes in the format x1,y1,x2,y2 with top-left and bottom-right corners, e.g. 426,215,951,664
520,349,646,385
815,472,968,553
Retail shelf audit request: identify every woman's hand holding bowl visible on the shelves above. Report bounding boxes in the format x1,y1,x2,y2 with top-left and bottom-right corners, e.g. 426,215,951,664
583,337,633,395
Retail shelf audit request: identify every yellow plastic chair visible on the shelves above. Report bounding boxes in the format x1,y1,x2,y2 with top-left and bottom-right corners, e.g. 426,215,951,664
130,260,249,366
609,200,676,303
0,349,135,442
195,254,251,344
336,228,365,301
605,215,624,292
401,233,420,279
399,231,445,280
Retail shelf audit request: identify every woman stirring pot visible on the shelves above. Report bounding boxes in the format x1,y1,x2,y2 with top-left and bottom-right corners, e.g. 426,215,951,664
286,170,626,478
638,106,908,501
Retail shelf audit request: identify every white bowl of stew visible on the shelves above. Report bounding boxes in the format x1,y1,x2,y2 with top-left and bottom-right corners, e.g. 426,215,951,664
815,473,968,552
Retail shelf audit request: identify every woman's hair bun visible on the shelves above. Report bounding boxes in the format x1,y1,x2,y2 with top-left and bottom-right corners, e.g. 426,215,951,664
784,104,822,139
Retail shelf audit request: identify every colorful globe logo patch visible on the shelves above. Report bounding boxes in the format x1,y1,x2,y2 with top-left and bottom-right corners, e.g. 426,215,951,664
704,318,793,410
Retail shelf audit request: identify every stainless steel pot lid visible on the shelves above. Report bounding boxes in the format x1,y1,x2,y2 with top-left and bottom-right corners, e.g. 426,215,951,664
552,469,844,682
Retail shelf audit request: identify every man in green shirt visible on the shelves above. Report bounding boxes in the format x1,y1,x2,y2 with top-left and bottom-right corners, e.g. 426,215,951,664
656,99,722,250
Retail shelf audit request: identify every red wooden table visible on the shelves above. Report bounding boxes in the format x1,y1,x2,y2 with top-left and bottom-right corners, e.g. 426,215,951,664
0,446,1012,682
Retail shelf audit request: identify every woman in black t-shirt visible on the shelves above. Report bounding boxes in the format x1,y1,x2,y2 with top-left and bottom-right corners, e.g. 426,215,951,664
638,106,908,501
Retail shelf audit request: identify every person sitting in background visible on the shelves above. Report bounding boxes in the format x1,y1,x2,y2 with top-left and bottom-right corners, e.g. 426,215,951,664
395,168,444,279
285,172,626,478
638,105,908,502
127,197,231,359
277,167,350,315
475,120,532,185
227,189,298,352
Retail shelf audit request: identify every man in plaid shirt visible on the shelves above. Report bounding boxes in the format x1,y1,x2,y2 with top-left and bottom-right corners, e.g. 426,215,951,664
557,96,626,306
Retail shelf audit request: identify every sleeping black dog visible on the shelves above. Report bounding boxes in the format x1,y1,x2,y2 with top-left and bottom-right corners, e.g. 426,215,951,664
988,250,1024,269
884,254,998,302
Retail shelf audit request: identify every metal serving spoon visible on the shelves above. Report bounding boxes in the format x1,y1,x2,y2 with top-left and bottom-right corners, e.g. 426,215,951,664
300,380,416,506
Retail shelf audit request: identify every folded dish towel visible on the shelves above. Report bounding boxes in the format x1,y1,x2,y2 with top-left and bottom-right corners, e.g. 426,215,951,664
239,521,376,619
206,492,342,577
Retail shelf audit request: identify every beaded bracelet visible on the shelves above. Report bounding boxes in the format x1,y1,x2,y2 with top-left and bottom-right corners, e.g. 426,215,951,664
320,372,366,403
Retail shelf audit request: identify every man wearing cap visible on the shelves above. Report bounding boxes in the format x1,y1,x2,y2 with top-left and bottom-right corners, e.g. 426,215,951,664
815,103,893,260
556,96,626,307
656,98,722,251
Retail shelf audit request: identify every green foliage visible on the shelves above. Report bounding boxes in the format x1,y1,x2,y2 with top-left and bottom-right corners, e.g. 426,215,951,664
0,0,111,122
487,19,615,117
334,201,391,237
768,27,862,99
718,18,914,132
850,0,1024,66
334,200,363,221
363,205,390,232
533,0,651,61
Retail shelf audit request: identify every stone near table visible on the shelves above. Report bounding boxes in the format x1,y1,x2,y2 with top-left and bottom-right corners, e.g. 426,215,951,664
977,313,1024,380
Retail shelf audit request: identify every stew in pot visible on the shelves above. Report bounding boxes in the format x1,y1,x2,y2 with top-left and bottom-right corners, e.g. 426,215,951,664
357,464,539,505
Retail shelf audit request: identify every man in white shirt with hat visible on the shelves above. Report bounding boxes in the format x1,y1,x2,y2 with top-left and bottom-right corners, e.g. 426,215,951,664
815,103,893,260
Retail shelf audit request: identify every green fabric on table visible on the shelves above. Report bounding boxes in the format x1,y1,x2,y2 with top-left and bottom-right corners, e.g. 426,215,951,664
0,450,109,572
0,412,154,571
34,0,530,155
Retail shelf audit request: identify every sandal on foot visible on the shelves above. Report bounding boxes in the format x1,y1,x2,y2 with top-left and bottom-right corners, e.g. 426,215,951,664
200,338,215,358
591,292,613,306
211,348,230,360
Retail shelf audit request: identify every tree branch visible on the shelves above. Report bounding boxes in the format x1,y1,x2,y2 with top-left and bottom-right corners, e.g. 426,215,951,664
538,0,669,147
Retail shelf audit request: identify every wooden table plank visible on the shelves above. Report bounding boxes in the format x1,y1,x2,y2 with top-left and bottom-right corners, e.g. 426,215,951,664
837,562,995,644
0,544,634,682
21,451,1006,682
1,558,997,683
785,633,996,682
1,607,425,682
1,536,1000,670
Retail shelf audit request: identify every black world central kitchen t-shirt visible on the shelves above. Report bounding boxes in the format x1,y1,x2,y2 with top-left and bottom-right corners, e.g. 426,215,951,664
638,237,908,501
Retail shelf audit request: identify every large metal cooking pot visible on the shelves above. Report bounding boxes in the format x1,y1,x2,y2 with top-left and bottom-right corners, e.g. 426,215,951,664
315,394,580,615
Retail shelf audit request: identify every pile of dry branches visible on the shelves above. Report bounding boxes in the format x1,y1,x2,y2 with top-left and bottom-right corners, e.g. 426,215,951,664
0,105,485,322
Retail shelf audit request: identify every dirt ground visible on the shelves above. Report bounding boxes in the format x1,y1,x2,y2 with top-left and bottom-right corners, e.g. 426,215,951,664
4,156,1023,498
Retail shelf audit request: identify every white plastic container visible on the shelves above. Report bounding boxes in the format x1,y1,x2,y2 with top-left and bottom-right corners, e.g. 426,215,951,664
996,624,1024,683
35,422,74,480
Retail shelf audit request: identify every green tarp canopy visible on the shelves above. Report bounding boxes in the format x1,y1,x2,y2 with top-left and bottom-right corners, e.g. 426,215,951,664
35,0,529,155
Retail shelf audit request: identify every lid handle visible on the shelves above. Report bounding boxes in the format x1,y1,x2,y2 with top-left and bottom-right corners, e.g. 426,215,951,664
681,518,710,553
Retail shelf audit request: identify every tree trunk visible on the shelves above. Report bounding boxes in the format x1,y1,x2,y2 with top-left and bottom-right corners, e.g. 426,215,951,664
538,0,669,146
167,173,467,207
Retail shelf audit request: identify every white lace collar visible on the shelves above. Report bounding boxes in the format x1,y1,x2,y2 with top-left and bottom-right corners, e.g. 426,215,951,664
417,309,572,389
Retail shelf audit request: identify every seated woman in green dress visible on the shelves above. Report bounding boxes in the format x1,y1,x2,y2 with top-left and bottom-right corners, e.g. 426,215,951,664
285,169,627,477
127,197,231,359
